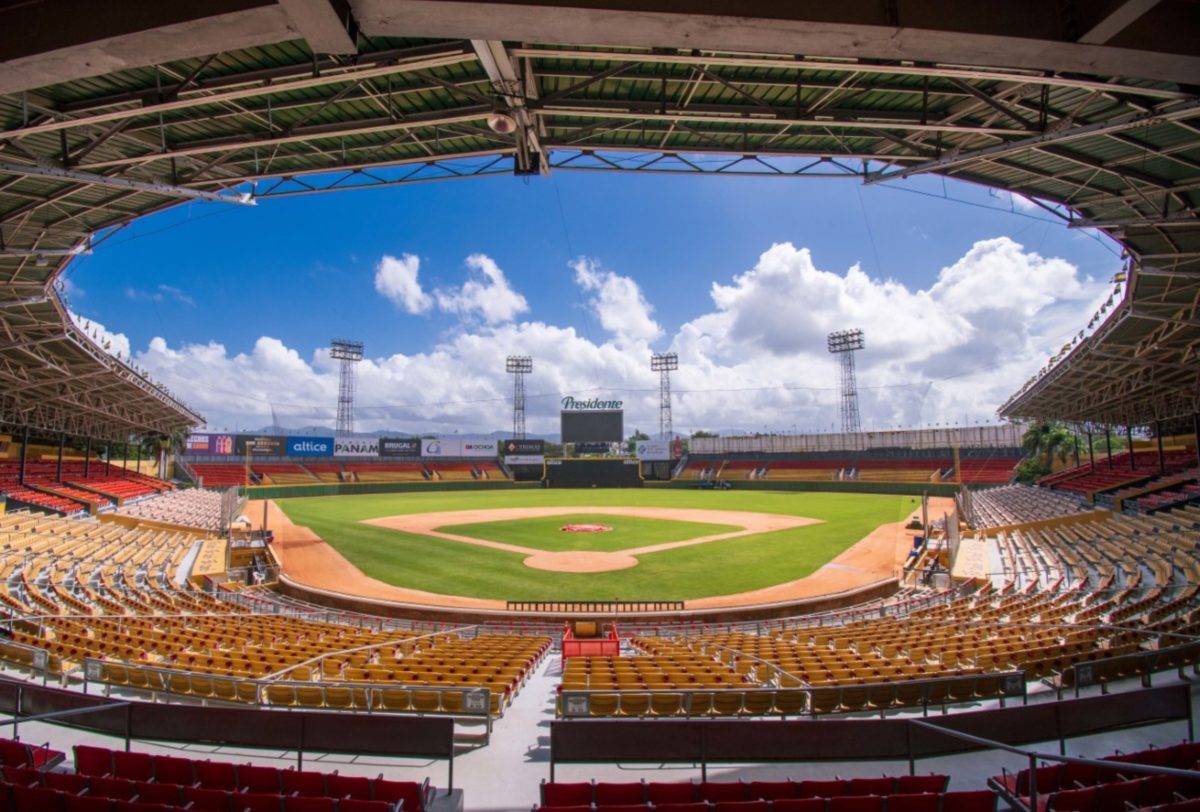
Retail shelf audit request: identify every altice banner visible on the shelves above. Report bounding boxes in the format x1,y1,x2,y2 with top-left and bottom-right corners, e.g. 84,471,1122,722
286,436,334,457
334,436,379,457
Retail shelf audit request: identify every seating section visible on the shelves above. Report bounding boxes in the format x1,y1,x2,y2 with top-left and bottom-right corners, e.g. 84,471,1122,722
190,463,250,487
0,741,432,812
0,510,549,715
536,777,995,812
344,463,428,483
252,462,319,485
305,462,345,482
686,455,1020,484
0,485,86,515
116,487,229,531
954,458,1020,484
970,485,1094,529
1041,451,1197,496
427,462,480,481
0,461,169,515
992,741,1200,811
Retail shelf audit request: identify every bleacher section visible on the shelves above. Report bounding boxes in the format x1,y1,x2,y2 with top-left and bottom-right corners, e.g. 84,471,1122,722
970,484,1094,529
251,462,319,485
345,462,428,482
1041,451,1197,497
680,450,1019,485
116,488,228,531
0,461,169,514
190,463,250,488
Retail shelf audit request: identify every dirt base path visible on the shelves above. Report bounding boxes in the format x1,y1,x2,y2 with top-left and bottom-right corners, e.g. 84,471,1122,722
363,506,818,573
251,497,947,612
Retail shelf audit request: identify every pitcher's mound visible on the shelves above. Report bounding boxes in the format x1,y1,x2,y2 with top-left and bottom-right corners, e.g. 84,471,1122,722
560,523,612,533
523,550,639,572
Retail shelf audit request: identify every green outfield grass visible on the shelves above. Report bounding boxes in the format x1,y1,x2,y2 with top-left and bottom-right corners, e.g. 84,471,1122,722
434,513,741,552
276,489,917,601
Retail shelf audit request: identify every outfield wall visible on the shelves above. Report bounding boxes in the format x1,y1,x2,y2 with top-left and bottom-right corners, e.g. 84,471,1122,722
242,480,542,500
649,480,960,498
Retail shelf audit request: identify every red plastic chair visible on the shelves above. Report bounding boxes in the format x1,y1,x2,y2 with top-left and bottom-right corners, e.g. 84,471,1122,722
3,765,45,787
12,784,65,812
240,792,285,812
283,797,335,812
74,745,114,777
700,782,747,802
280,770,327,798
372,778,427,812
542,781,594,806
798,781,848,799
179,785,233,812
150,755,195,787
595,806,648,812
327,774,372,801
647,783,698,803
747,782,796,800
829,795,884,812
131,781,182,805
653,805,710,812
89,776,137,801
846,779,895,796
885,793,940,812
339,801,395,812
773,800,827,812
238,764,281,794
941,790,999,812
714,801,768,812
45,772,90,794
1047,787,1097,812
1096,779,1144,812
195,761,238,791
64,795,111,812
595,782,645,804
895,776,949,794
113,751,154,782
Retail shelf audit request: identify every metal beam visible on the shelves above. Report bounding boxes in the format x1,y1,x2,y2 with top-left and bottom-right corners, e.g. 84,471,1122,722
864,98,1200,184
471,39,548,175
277,0,358,54
1078,0,1164,44
0,161,254,205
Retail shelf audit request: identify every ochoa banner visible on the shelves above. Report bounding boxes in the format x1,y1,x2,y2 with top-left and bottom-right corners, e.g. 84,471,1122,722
378,437,421,457
235,435,285,456
334,436,379,457
286,436,333,457
421,438,498,458
634,439,671,461
500,438,544,456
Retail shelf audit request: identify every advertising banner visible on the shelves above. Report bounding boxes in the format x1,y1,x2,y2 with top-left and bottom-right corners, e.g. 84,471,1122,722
378,437,421,457
186,434,235,455
504,454,545,466
634,439,671,461
421,438,498,458
234,435,284,456
334,436,380,457
500,438,544,456
286,436,334,457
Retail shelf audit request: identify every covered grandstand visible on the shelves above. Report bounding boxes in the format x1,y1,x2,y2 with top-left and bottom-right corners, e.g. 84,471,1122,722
0,2,1199,810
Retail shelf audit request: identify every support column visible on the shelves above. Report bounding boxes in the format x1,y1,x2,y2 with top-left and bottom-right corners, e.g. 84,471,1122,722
134,442,141,476
1086,430,1095,470
55,435,64,483
122,443,128,478
105,444,111,476
83,438,91,478
1105,427,1113,469
1156,421,1165,473
18,427,28,485
1195,413,1200,471
1127,425,1135,471
1073,434,1080,468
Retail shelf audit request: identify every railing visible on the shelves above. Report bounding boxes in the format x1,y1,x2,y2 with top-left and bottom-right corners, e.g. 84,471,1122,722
557,670,1026,719
82,658,497,739
506,600,685,613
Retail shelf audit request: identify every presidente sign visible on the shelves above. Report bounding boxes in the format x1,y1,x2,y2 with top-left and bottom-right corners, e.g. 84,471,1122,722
561,396,623,411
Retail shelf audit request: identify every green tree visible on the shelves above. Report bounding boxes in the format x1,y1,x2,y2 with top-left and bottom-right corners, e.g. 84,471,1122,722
1021,422,1075,470
626,429,650,454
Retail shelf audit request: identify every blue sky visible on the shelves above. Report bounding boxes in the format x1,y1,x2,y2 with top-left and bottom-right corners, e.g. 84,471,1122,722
60,169,1123,436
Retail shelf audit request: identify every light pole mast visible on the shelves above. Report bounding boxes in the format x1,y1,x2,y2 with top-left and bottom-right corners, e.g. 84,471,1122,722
506,355,532,439
827,329,864,434
651,352,678,440
330,339,364,434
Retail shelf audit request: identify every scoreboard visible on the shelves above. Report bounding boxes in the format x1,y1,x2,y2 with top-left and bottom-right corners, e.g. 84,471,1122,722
561,409,623,444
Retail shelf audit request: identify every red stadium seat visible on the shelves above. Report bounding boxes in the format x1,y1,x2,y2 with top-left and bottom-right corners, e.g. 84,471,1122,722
714,802,768,812
45,772,89,794
372,778,428,811
239,764,281,793
829,795,884,812
74,745,113,777
847,778,895,796
773,800,827,812
195,761,238,791
281,770,328,797
648,782,698,803
13,784,65,812
3,766,44,787
941,791,998,812
284,797,335,812
886,794,940,812
700,781,747,801
542,781,594,805
64,794,110,812
747,781,796,800
113,751,154,782
895,776,949,794
240,793,284,812
596,782,645,804
596,806,649,812
327,773,372,800
655,804,711,812
1046,786,1097,812
180,785,233,812
798,780,847,799
340,801,397,812
89,776,137,800
132,781,182,805
150,756,194,786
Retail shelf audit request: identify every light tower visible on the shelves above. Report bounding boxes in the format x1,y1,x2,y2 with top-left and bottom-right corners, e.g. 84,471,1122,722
827,329,864,434
330,339,364,435
651,352,678,440
506,355,532,439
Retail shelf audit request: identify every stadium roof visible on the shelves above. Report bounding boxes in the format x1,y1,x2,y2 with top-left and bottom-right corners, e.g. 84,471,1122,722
1,0,1198,437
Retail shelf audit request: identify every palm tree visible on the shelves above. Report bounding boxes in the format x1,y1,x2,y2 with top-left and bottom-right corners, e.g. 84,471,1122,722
1021,422,1076,469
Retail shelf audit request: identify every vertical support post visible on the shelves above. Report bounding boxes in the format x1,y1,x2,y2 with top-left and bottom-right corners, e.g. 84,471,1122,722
1105,427,1113,469
1127,425,1135,470
448,746,454,791
125,704,133,751
1194,413,1200,471
83,438,91,478
1073,435,1080,467
135,442,141,475
56,435,65,483
297,715,305,770
105,444,111,476
1086,430,1095,470
1028,753,1039,812
18,427,28,485
122,442,129,477
1157,421,1166,473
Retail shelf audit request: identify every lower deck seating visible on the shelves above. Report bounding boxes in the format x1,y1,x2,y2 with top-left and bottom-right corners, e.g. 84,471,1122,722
189,463,249,487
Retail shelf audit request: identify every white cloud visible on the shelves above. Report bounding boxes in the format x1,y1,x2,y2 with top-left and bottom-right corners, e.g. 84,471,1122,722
127,237,1111,435
124,284,195,307
434,253,528,325
374,253,432,314
572,256,663,345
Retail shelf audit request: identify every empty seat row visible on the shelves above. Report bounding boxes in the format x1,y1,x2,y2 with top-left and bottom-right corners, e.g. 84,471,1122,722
542,777,950,805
